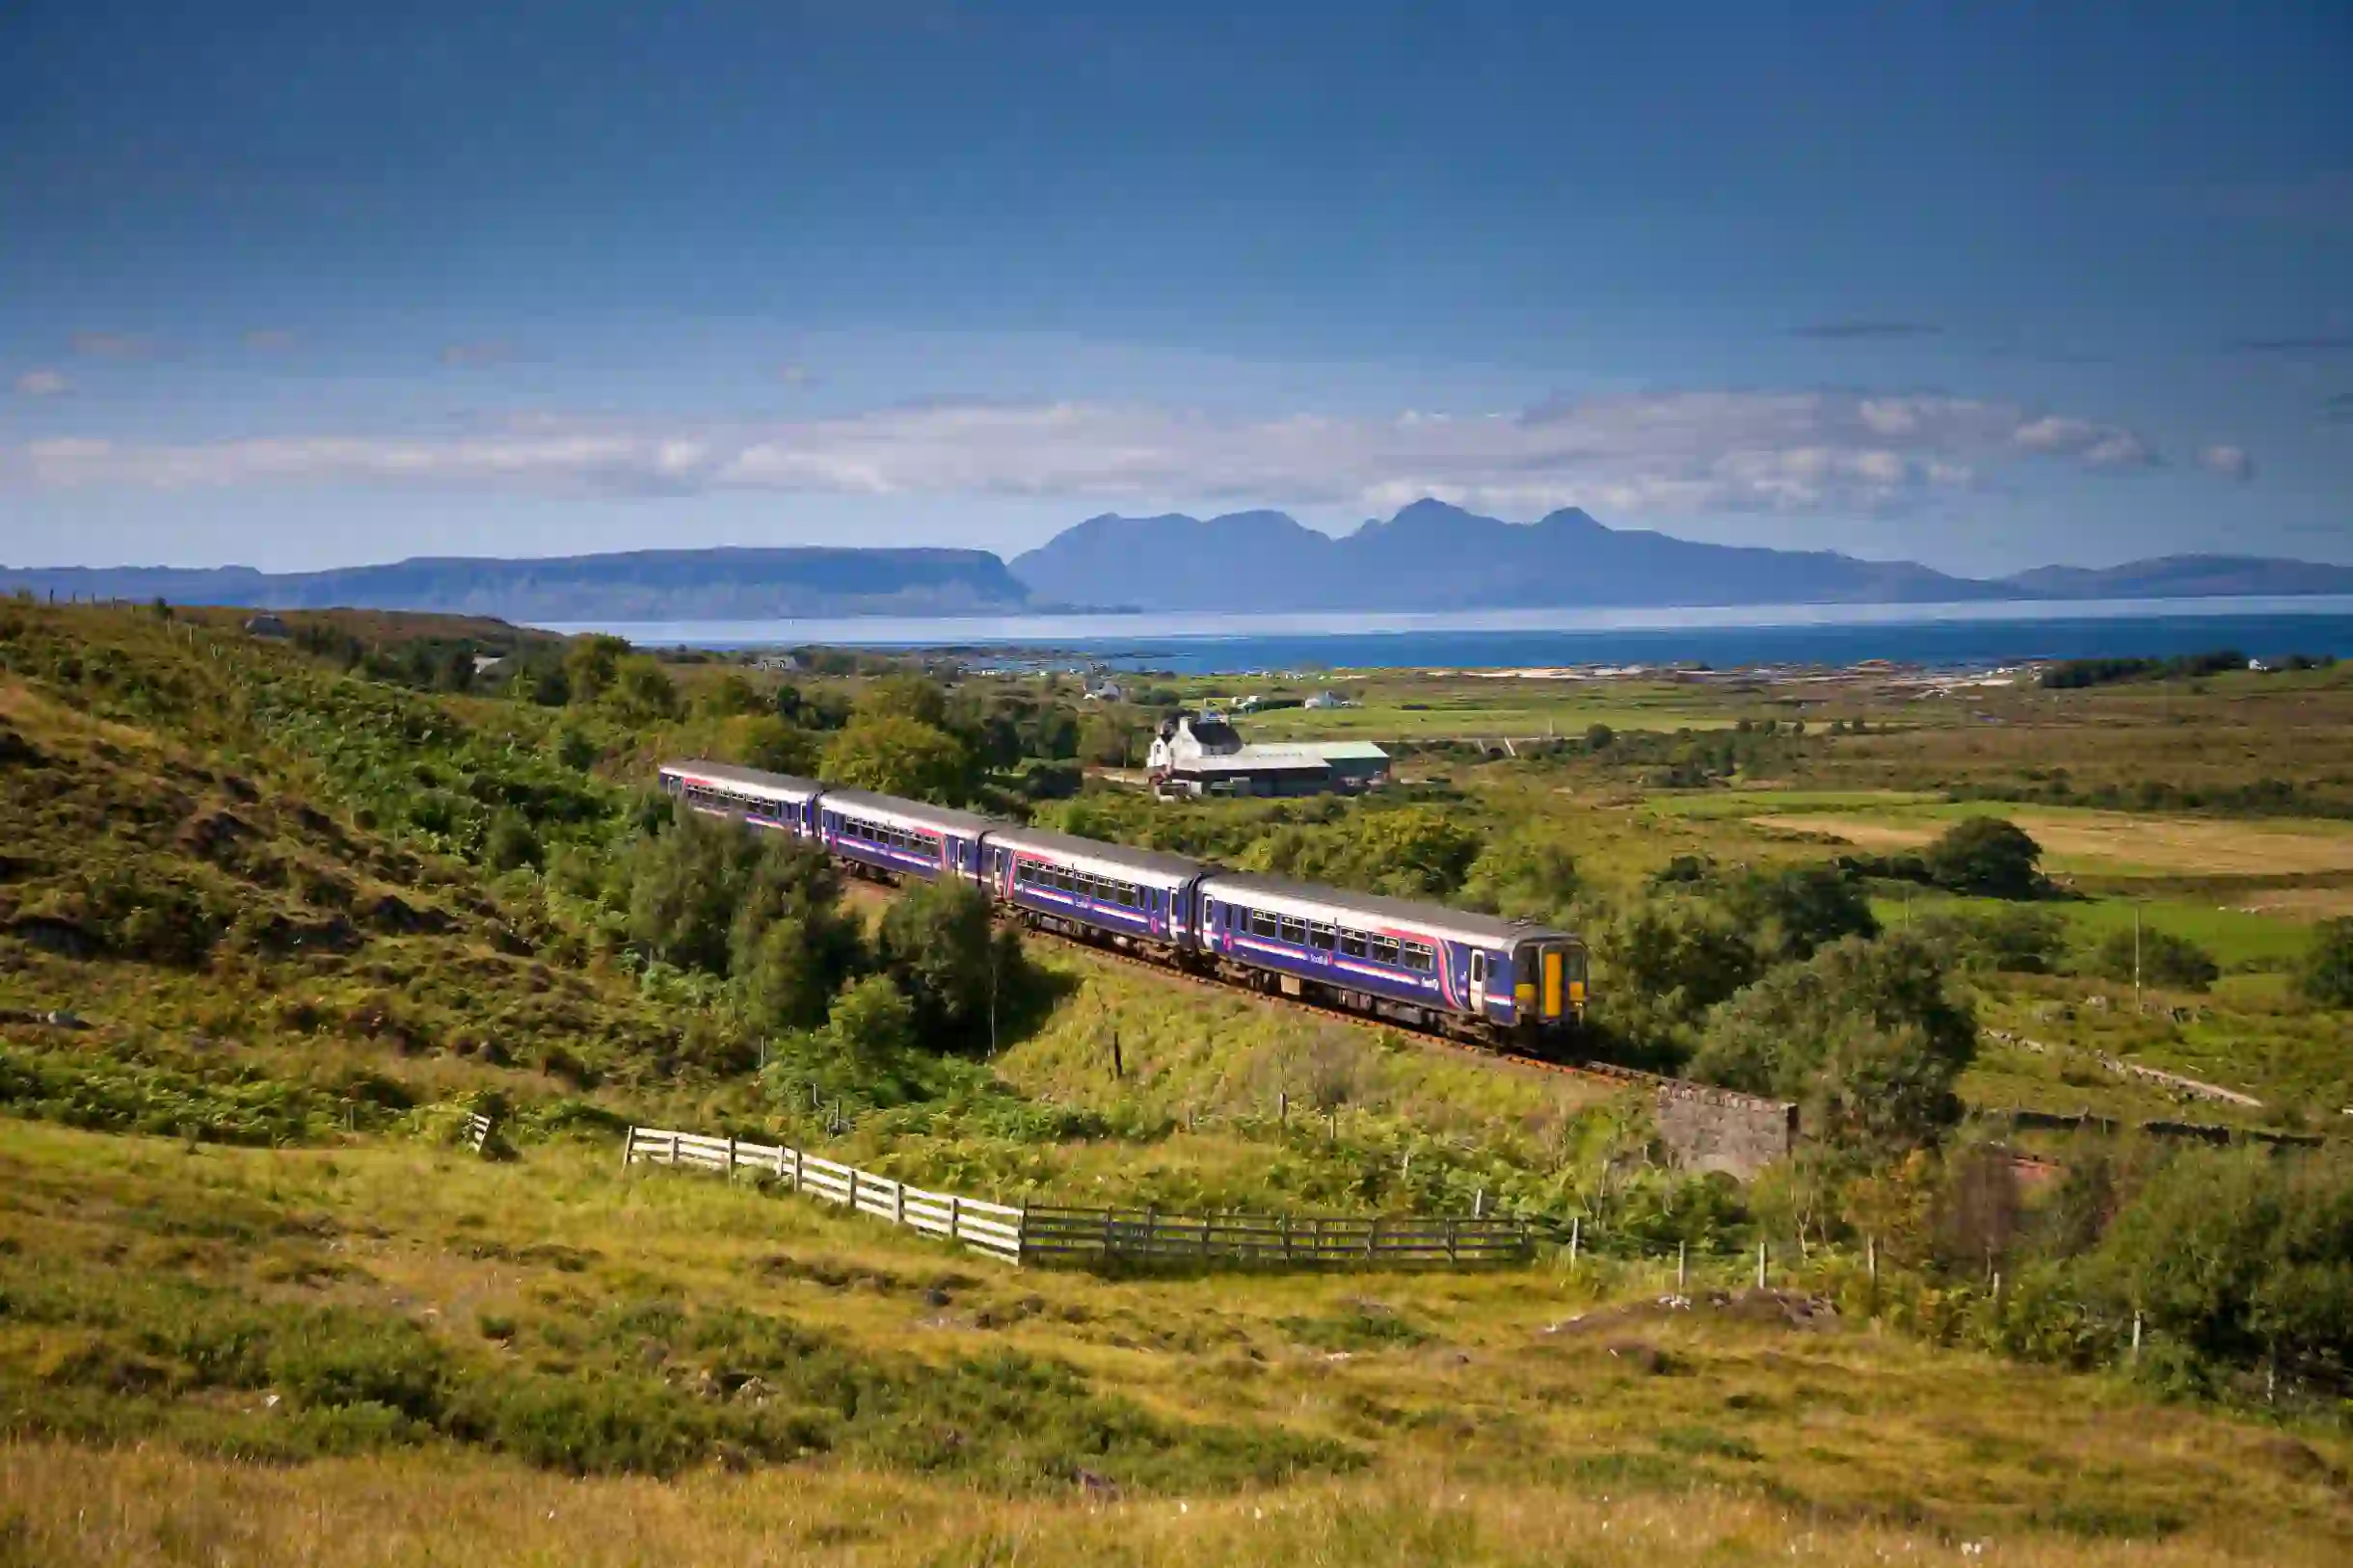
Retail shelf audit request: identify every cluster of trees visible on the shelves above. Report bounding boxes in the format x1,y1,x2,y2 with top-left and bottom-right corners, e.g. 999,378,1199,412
2039,650,2254,688
623,805,1027,1086
1840,815,2048,899
2037,648,2333,690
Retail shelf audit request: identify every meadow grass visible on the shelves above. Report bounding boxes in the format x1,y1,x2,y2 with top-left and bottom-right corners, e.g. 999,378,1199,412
1,1119,2348,1566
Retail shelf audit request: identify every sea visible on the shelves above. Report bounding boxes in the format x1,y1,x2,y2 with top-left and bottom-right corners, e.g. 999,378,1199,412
537,596,2353,677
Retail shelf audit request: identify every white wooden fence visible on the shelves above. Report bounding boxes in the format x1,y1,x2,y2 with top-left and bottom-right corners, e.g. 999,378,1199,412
620,1123,1533,1272
620,1125,1025,1264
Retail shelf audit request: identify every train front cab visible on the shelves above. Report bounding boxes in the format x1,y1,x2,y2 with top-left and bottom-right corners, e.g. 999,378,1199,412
1512,937,1589,1029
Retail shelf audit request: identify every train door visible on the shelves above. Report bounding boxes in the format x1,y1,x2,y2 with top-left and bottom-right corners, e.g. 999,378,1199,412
1468,948,1489,1013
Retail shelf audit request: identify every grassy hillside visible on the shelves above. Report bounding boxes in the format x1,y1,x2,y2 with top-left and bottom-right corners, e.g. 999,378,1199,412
5,1118,2348,1567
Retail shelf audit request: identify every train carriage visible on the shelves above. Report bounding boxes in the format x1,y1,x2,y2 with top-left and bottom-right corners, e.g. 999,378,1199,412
1193,871,1586,1040
817,788,995,885
983,825,1210,953
657,760,823,839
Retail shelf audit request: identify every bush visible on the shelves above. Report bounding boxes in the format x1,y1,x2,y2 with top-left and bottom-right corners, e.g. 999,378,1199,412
2295,917,2353,1008
2089,926,2219,993
2081,1146,2353,1383
1911,905,2069,974
483,813,544,873
824,974,918,1064
821,714,975,804
1923,817,2045,899
875,878,1020,1049
1689,936,1975,1154
1722,864,1878,964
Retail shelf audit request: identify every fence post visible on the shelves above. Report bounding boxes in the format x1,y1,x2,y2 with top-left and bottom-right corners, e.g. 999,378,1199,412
1473,1187,1485,1220
667,1130,681,1166
1677,1240,1688,1293
726,1136,737,1180
1756,1239,1768,1289
789,1146,802,1193
620,1126,635,1173
1367,1216,1380,1260
1278,1091,1289,1126
1866,1236,1879,1313
1101,1207,1115,1261
1281,1214,1294,1264
1017,1204,1029,1267
1569,1216,1581,1269
948,1192,961,1242
894,1180,905,1229
2131,1311,2143,1363
1446,1217,1458,1265
848,1167,859,1212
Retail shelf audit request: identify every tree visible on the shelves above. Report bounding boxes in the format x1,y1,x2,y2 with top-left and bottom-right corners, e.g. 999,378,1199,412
854,673,951,730
875,877,1014,1048
820,714,974,803
610,656,682,723
2092,926,2219,993
2296,917,2353,1008
1079,711,1137,768
734,715,820,777
1723,864,1879,965
1911,905,2069,974
627,806,763,974
563,635,631,705
1689,935,1976,1154
729,837,863,1032
821,973,917,1066
1924,816,2045,899
702,672,768,718
1460,829,1582,921
2083,1146,2353,1380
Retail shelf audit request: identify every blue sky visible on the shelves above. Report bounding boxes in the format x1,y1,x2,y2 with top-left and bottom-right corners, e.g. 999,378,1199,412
2,0,2347,575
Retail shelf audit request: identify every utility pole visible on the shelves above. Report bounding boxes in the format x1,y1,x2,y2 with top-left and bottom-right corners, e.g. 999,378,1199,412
2133,902,2143,1014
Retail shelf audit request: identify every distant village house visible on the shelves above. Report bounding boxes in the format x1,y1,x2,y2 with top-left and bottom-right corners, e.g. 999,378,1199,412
1145,712,1389,798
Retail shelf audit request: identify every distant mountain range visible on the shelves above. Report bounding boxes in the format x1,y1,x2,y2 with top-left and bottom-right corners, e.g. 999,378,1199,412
1011,501,1998,610
8,502,2351,621
1011,501,2353,610
0,547,1034,622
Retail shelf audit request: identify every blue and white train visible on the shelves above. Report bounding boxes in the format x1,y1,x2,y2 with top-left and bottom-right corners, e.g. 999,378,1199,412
658,758,1587,1044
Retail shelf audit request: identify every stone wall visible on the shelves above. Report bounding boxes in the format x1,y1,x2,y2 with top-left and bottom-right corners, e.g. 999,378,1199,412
1577,1060,1797,1179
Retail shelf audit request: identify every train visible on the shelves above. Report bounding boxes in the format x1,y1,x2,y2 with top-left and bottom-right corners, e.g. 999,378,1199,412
659,758,1588,1046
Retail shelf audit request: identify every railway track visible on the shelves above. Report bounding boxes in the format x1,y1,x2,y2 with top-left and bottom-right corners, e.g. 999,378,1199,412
839,861,1681,1103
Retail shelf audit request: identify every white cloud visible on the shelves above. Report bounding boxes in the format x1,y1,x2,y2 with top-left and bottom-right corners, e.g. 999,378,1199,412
778,362,816,386
0,389,2172,519
13,369,67,397
2197,443,2256,481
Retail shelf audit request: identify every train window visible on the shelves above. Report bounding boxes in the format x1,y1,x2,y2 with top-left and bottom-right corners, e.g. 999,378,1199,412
1402,942,1434,973
1249,910,1278,939
1277,917,1307,945
1469,950,1486,983
1308,923,1336,950
1339,929,1367,958
1369,936,1402,967
1124,883,1141,908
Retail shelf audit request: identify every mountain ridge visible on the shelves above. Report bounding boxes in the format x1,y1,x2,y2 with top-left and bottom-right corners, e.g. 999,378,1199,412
8,503,2349,619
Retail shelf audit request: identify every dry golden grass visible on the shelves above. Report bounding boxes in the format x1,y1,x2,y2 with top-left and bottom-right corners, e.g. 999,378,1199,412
5,1122,2352,1566
6,1440,2348,1568
1748,808,2353,878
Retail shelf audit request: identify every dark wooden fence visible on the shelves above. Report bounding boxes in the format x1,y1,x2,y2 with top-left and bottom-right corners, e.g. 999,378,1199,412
1017,1204,1531,1267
